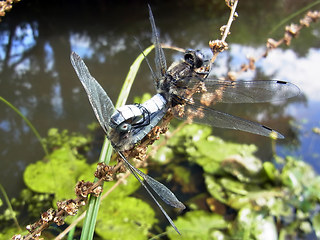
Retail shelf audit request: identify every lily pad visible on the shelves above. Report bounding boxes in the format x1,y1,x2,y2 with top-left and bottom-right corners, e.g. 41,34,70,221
23,146,89,201
150,142,174,164
167,210,228,239
192,135,258,174
230,207,277,240
95,196,157,240
221,154,266,183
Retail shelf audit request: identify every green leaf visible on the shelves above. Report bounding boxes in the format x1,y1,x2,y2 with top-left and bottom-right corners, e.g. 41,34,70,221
95,197,157,240
23,146,89,201
230,207,277,240
167,210,228,239
263,162,278,181
205,175,228,204
151,143,174,164
220,178,248,195
192,135,258,174
221,154,266,183
312,212,320,238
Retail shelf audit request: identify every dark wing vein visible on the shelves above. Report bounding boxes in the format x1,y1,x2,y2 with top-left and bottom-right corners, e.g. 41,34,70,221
174,102,284,139
180,78,300,104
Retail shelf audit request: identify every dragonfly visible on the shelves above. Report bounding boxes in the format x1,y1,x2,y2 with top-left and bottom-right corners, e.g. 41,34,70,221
70,52,185,234
71,5,300,235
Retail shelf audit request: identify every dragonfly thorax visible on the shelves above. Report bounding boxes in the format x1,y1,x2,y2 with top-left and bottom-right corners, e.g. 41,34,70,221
157,49,209,106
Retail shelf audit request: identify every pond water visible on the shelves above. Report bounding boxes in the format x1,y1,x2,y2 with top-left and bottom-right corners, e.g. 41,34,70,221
0,0,319,202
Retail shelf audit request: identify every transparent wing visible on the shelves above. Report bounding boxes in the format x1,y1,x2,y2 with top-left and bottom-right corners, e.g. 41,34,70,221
148,5,167,79
174,103,284,139
70,52,116,134
118,152,184,235
178,78,300,104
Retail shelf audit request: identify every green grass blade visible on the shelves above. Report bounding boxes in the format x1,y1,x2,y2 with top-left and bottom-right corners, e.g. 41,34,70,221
80,45,155,240
0,96,49,156
269,0,320,35
0,183,21,231
66,217,76,240
116,45,154,108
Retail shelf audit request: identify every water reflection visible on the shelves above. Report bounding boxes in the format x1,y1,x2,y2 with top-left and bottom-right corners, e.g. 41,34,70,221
0,0,319,199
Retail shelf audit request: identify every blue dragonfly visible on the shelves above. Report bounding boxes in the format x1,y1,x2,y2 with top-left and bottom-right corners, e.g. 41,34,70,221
71,5,300,235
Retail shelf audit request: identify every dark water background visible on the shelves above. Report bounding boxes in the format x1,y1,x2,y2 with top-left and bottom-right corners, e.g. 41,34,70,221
0,0,320,201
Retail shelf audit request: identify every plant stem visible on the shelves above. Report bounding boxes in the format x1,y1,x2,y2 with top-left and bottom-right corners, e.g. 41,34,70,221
0,96,49,156
0,183,21,231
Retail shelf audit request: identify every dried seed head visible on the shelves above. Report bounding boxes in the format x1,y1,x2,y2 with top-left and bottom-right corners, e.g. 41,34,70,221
75,180,93,198
248,57,256,70
54,216,65,226
92,186,103,197
4,4,12,11
209,40,228,54
227,71,237,81
26,221,42,233
41,208,55,222
58,200,78,216
79,200,86,206
285,24,300,36
11,234,22,240
173,104,185,118
225,0,235,8
119,164,127,173
95,163,115,180
300,11,320,27
220,25,227,36
267,38,279,49
131,146,148,161
26,224,32,232
284,24,300,45
186,106,205,122
240,63,249,72
201,91,221,106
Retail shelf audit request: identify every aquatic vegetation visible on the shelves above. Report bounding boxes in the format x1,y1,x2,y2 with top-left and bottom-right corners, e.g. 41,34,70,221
2,110,320,239
151,123,320,239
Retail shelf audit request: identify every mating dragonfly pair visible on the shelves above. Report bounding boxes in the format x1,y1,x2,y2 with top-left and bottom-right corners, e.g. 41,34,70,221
70,6,299,235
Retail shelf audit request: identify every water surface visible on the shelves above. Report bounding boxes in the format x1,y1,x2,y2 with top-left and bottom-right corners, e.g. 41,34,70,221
0,0,319,199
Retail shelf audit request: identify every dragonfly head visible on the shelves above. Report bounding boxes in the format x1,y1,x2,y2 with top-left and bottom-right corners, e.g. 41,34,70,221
184,49,204,69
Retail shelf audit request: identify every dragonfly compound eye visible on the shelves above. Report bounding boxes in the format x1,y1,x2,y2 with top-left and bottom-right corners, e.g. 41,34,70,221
194,51,204,68
184,50,204,69
117,122,132,132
